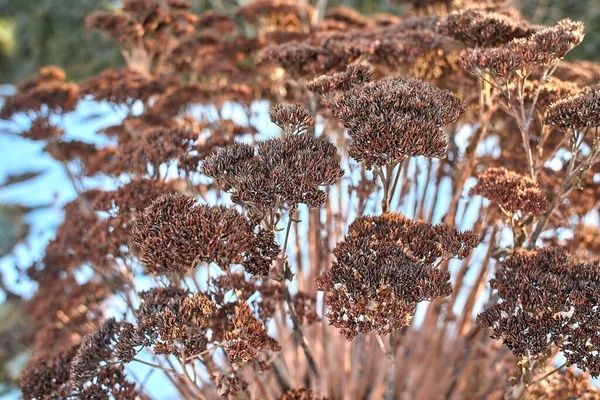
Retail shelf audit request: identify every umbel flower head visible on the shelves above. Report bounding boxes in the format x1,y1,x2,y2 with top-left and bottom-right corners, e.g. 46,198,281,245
544,84,600,129
268,103,315,135
437,9,533,48
461,19,584,79
317,213,478,340
328,76,466,168
202,104,343,218
307,63,374,96
469,167,549,215
131,193,280,276
478,247,600,376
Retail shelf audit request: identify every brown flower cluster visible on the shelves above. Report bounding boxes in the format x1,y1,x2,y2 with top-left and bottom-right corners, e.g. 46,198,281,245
132,193,279,276
279,387,328,400
544,84,600,129
462,19,584,78
469,167,549,215
269,103,316,135
224,300,281,365
317,213,478,339
236,0,314,31
478,247,600,376
329,76,466,168
307,63,374,96
524,369,600,400
0,66,78,120
202,107,343,217
437,9,533,48
19,319,139,400
122,286,216,357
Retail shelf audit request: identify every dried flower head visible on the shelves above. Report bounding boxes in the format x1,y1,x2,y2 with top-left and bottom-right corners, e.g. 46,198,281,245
462,19,585,79
437,9,533,48
257,43,341,77
202,131,344,217
279,387,327,399
317,213,478,339
469,167,549,215
268,103,315,135
544,84,600,129
132,193,279,276
478,247,600,376
133,286,216,356
330,77,466,168
307,63,374,95
236,0,314,30
524,368,600,399
224,300,280,365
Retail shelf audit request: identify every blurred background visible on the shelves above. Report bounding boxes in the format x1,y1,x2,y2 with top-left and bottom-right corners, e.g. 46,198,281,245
0,0,599,83
0,0,598,398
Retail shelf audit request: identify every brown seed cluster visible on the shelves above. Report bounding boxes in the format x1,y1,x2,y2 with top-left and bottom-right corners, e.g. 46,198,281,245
478,247,600,376
224,300,281,365
544,84,600,129
437,9,533,48
462,19,585,78
469,167,549,215
268,103,316,135
0,68,78,120
202,108,343,217
307,63,374,96
126,286,216,356
329,77,466,168
132,193,280,276
317,213,478,339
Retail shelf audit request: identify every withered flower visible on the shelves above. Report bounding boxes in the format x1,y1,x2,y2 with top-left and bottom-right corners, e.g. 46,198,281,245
317,213,478,339
279,387,327,400
478,247,600,376
202,130,344,217
133,286,216,356
211,372,249,397
329,77,466,168
131,193,279,276
268,103,315,135
0,79,78,119
524,368,600,399
307,63,374,95
544,84,600,129
257,43,341,77
70,318,118,385
224,300,281,365
469,167,549,215
236,0,314,30
462,19,584,79
437,9,533,48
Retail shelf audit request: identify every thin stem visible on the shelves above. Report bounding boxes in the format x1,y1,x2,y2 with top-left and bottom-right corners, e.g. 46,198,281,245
530,362,567,386
386,332,395,400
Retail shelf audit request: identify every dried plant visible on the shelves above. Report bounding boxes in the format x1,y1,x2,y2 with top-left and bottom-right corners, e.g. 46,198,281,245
3,1,600,399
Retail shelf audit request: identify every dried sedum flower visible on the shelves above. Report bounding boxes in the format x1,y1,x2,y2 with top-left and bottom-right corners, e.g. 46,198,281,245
269,103,315,135
544,84,600,129
469,167,549,215
224,300,281,365
307,63,374,95
279,387,328,399
524,368,600,399
317,213,478,340
202,126,343,216
330,77,466,168
437,9,533,48
131,193,279,276
462,19,585,79
478,247,600,376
